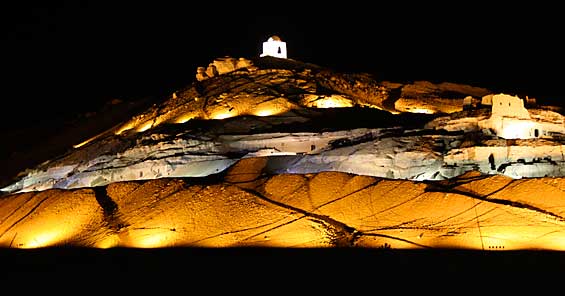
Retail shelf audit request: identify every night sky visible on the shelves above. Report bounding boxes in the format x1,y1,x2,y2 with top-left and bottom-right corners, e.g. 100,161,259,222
1,1,564,131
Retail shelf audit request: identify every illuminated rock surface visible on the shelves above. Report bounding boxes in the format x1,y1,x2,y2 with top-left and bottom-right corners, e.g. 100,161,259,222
2,56,565,253
4,104,565,194
392,80,490,114
2,165,565,250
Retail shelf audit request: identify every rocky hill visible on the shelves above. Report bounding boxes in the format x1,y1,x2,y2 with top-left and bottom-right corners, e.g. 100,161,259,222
2,55,565,251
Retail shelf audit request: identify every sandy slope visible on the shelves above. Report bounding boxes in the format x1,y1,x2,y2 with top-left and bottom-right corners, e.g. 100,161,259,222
2,158,565,250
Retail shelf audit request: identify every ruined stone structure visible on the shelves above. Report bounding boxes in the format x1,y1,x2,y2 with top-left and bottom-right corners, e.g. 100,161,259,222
196,57,255,81
479,94,564,139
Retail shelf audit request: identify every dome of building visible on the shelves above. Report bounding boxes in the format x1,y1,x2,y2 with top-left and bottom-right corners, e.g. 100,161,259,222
269,35,282,42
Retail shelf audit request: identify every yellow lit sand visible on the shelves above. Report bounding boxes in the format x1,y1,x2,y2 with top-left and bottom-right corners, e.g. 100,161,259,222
0,189,104,248
122,228,179,248
3,168,565,250
94,234,120,249
21,229,65,249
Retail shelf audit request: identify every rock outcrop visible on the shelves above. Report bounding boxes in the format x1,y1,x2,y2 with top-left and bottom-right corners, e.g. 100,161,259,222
196,56,256,81
393,81,491,114
3,97,565,195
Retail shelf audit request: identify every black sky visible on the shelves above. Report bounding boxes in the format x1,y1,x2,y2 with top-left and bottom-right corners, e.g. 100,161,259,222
1,1,564,130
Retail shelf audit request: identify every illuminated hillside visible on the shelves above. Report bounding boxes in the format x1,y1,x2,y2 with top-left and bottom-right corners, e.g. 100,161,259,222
2,42,565,250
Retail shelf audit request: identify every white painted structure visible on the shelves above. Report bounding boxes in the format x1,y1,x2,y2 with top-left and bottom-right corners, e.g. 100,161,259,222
479,94,563,139
260,35,287,59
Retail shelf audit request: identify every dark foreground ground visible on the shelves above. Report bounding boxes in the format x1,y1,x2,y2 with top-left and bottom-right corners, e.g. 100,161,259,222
2,247,564,275
1,248,561,294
